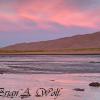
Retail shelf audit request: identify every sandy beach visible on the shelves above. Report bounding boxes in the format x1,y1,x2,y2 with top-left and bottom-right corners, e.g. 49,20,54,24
0,73,100,100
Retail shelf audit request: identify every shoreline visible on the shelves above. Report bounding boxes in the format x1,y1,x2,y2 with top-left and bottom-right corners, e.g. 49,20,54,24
0,48,100,55
0,53,100,55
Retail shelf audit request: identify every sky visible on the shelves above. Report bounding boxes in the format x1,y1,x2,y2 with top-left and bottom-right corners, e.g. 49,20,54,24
0,0,100,47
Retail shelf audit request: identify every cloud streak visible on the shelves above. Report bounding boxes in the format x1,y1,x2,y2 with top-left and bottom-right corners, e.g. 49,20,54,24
0,0,100,32
0,0,100,47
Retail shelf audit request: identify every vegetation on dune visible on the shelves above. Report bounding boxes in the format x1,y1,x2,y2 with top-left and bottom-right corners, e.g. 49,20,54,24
63,48,100,51
0,48,100,54
0,50,46,54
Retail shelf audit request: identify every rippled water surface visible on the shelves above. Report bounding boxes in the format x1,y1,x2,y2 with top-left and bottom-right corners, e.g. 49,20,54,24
0,55,100,100
0,55,100,74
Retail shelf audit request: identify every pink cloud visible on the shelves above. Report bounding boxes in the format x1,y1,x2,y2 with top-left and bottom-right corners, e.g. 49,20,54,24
0,0,100,32
17,0,100,28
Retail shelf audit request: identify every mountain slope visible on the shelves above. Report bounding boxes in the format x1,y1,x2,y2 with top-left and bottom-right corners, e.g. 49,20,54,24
1,32,100,52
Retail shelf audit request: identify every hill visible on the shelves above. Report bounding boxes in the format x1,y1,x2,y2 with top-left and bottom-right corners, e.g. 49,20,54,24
1,32,100,54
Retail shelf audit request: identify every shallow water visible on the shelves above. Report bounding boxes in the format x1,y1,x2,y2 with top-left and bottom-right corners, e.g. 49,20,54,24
0,55,100,74
0,74,100,100
0,55,100,100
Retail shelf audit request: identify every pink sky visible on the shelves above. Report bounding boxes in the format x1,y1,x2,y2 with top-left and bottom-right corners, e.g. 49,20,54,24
0,0,100,47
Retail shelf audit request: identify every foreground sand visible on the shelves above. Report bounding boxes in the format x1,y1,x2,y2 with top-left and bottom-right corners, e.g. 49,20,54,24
0,73,100,100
